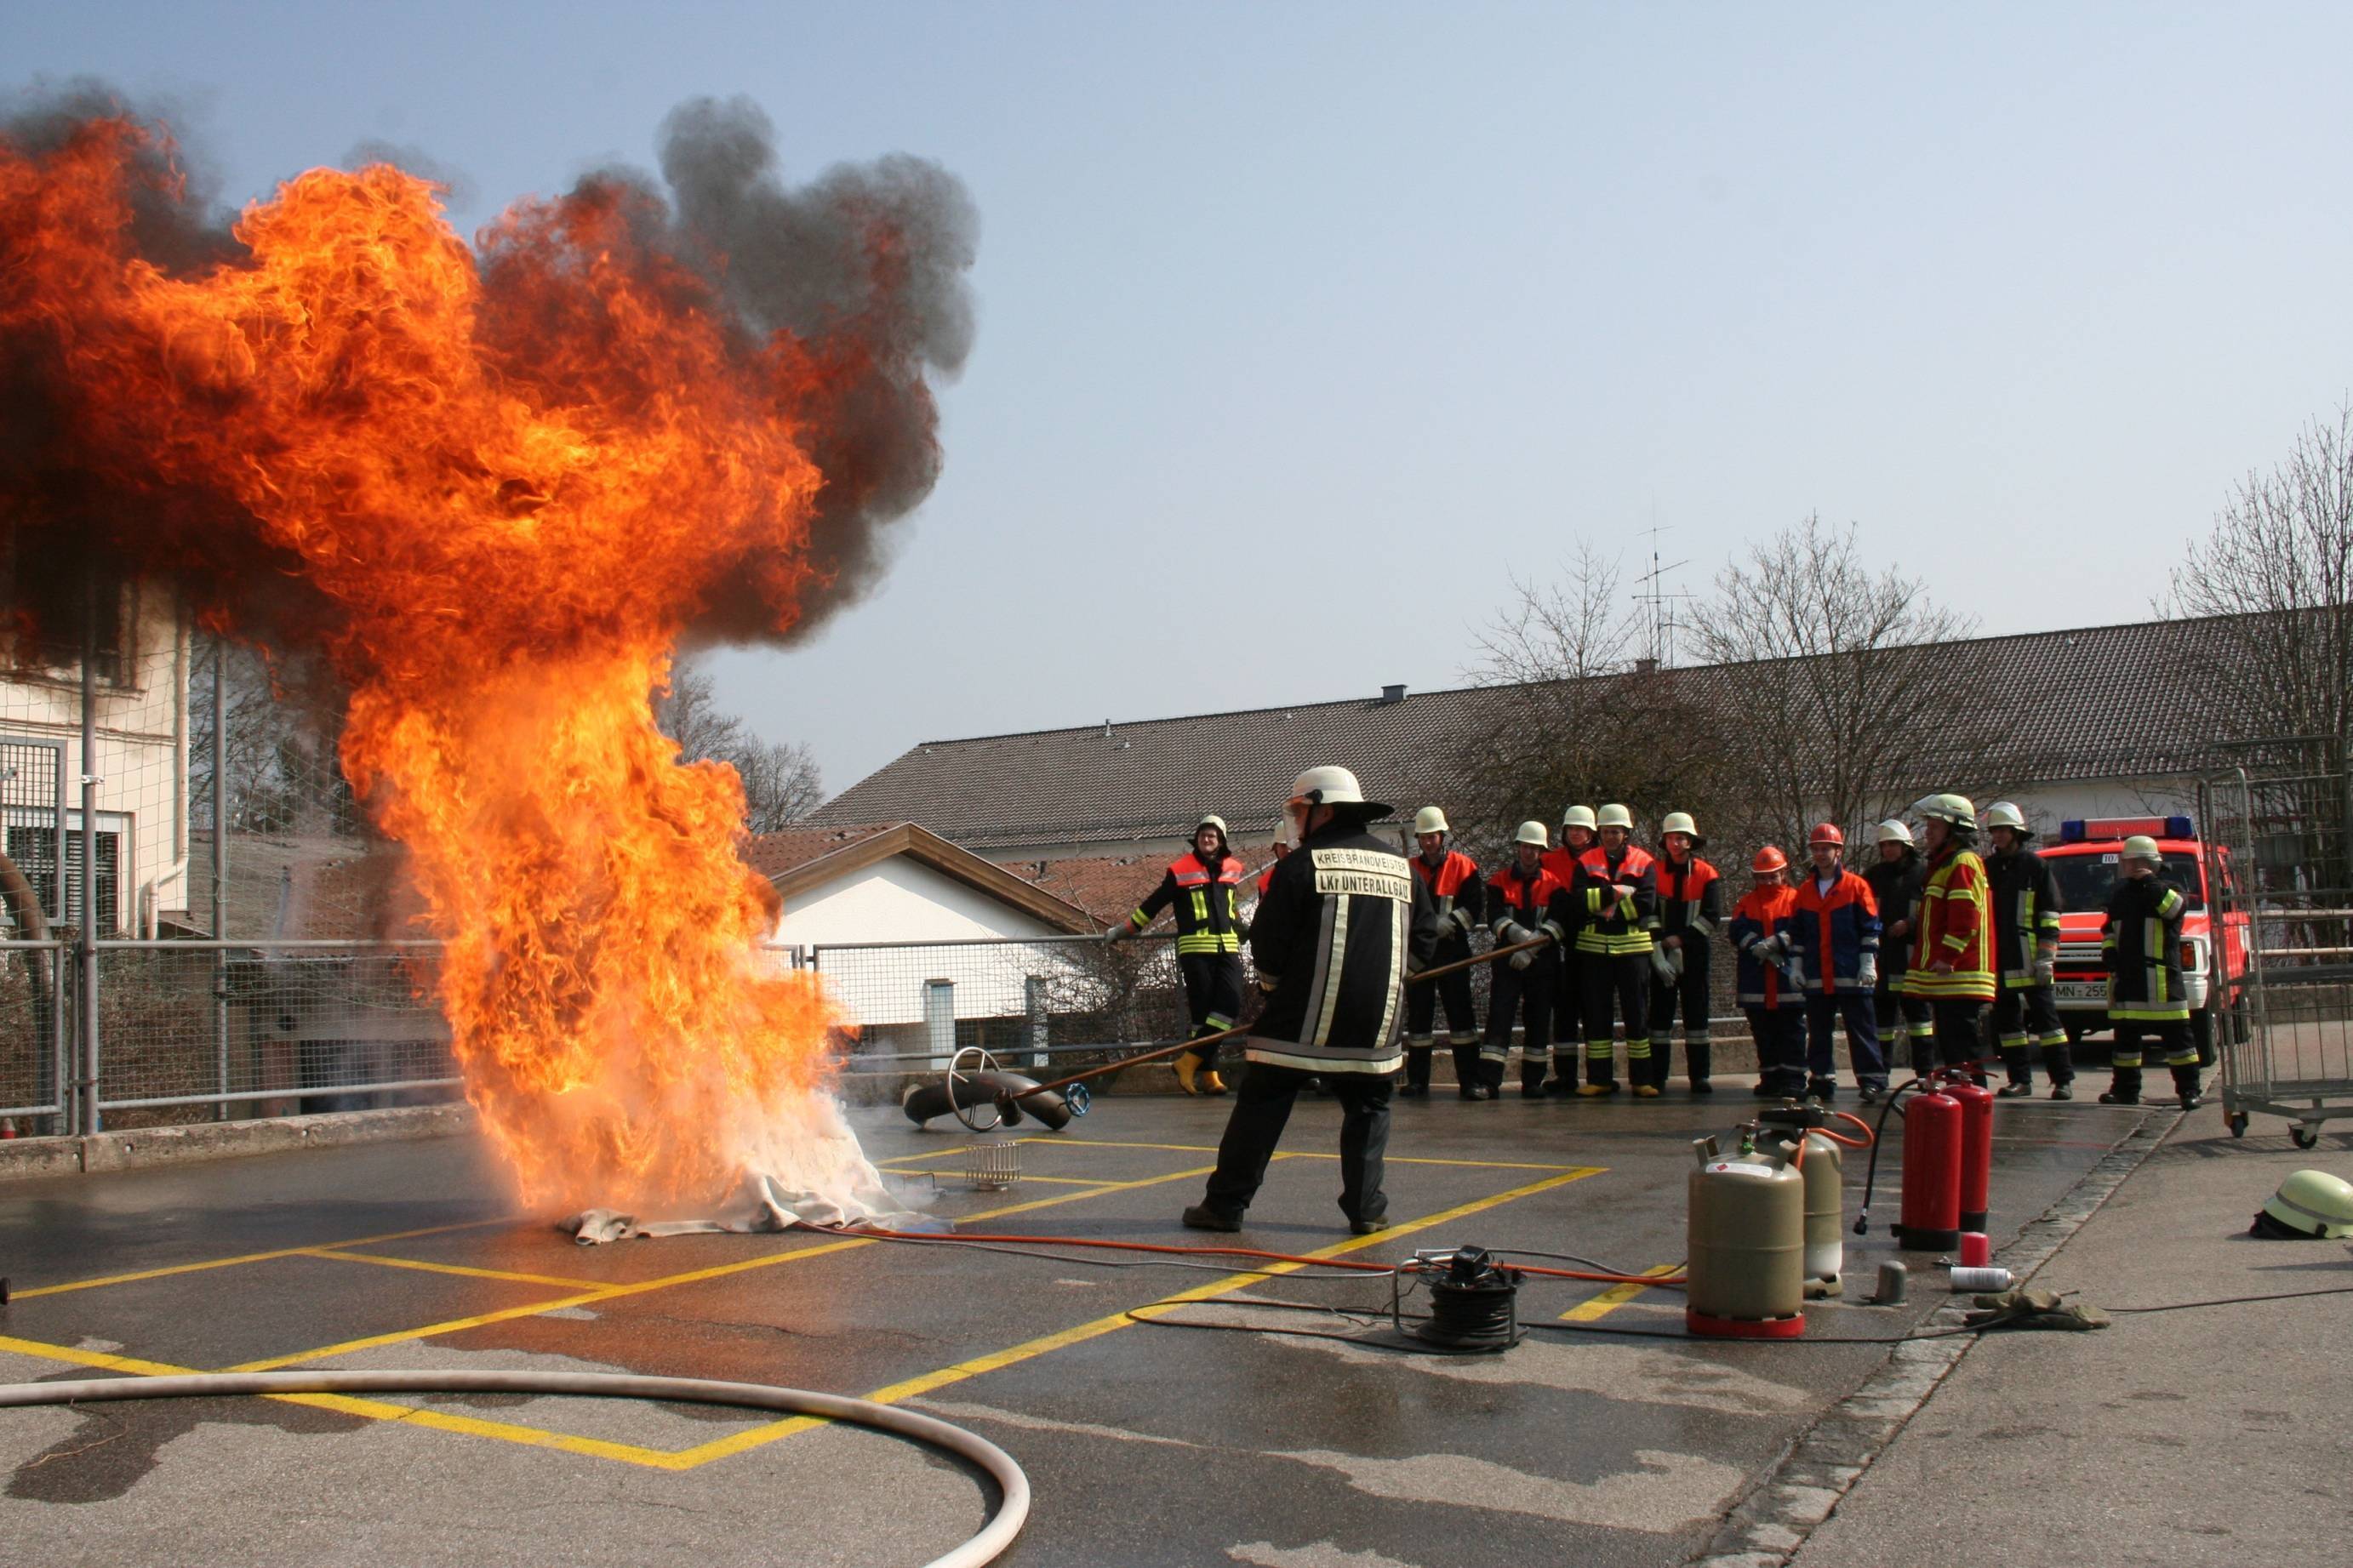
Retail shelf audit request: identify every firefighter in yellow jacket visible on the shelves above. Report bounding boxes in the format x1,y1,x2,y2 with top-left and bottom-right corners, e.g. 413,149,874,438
1111,813,1245,1095
1903,793,1996,1080
2099,835,2202,1109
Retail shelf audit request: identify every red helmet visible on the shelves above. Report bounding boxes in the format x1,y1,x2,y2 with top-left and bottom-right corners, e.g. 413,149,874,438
1808,823,1844,847
1751,845,1789,873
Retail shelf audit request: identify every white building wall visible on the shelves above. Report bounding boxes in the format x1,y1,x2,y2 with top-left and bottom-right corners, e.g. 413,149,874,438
775,857,1096,1029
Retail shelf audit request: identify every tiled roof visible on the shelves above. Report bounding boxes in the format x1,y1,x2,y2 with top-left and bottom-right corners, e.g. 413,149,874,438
740,821,898,881
815,614,2258,851
1012,852,1197,923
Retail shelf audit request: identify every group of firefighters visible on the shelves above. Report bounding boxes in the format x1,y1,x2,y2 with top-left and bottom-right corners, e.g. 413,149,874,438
1117,787,2207,1114
1105,767,2204,1235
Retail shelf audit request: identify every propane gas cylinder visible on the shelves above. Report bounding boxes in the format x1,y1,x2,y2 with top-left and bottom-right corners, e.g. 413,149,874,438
1686,1128,1805,1337
1757,1106,1846,1298
1945,1073,1995,1234
1894,1083,1963,1252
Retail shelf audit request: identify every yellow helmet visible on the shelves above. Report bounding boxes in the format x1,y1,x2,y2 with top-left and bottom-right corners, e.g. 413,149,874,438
1596,803,1634,831
2253,1170,2353,1239
2121,835,2162,864
1513,820,1551,847
1912,792,1978,831
1413,806,1449,836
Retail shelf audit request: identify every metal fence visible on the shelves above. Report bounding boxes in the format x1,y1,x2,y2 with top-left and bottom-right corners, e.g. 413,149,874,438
2206,761,2353,1145
2,627,459,1137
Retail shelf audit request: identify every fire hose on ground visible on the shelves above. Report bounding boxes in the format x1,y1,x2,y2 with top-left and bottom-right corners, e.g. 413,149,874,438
0,1369,1027,1568
902,935,1556,1132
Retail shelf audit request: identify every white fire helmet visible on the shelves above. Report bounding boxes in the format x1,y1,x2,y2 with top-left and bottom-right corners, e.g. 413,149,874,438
1414,806,1450,837
1195,814,1229,842
1876,819,1914,847
1561,804,1597,832
2253,1170,2353,1239
1596,803,1635,831
1660,810,1700,842
1287,766,1391,824
1912,792,1979,831
1981,801,2032,837
1513,820,1551,847
2121,835,2162,864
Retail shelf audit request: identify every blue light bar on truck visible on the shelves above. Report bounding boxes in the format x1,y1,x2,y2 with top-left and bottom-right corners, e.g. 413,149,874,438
2058,816,2196,844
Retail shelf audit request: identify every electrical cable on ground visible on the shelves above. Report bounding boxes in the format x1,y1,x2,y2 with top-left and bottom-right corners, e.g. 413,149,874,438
0,1370,1026,1568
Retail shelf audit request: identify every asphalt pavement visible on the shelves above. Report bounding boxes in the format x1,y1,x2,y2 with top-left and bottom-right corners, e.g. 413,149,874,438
0,1080,2182,1566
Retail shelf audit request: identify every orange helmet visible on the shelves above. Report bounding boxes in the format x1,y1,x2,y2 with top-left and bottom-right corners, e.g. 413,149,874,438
1809,823,1844,847
1751,845,1789,873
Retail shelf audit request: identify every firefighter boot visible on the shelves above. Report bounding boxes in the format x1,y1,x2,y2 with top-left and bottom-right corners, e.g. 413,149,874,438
1996,1046,2035,1098
1688,1028,1714,1093
1484,1058,1510,1098
1549,1051,1581,1096
1174,1051,1203,1096
1520,1055,1551,1098
1199,1068,1228,1095
1454,1042,1488,1099
2042,1036,2075,1100
1399,1046,1432,1098
2099,1063,2143,1106
1579,1041,1619,1096
2171,1063,2203,1111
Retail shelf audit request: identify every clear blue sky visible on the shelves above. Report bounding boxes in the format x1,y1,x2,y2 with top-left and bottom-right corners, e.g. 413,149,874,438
16,2,2352,795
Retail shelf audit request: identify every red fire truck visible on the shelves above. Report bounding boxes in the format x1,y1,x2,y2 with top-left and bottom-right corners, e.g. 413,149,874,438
2037,814,2250,1063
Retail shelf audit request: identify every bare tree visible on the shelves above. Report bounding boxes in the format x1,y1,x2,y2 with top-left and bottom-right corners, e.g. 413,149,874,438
655,660,825,831
1689,514,1989,851
2166,405,2353,873
1451,544,1732,845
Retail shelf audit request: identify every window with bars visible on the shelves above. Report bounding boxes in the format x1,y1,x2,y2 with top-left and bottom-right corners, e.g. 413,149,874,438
5,824,119,933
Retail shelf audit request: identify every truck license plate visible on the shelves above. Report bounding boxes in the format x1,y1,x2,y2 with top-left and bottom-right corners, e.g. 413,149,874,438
2053,981,2106,1004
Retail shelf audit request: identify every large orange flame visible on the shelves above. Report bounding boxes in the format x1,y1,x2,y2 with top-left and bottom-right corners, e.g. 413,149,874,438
2,116,929,1208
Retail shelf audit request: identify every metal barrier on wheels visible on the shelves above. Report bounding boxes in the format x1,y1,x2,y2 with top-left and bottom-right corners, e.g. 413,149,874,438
2204,766,2353,1148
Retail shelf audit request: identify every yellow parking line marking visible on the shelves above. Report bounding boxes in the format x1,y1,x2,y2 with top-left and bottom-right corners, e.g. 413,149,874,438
0,1331,686,1468
1561,1263,1681,1321
1044,1136,1585,1171
664,1165,1603,1469
9,1220,511,1300
303,1250,608,1291
232,1172,1208,1372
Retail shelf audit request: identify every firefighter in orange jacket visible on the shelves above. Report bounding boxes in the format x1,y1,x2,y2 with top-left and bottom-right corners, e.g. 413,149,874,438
1903,793,1996,1080
1650,811,1723,1093
1402,806,1483,1097
1482,821,1571,1099
1573,803,1660,1096
1728,847,1807,1098
1790,824,1887,1102
1539,805,1598,1093
1111,813,1245,1095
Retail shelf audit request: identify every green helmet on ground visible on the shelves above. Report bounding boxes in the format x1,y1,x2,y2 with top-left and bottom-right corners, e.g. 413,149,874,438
2251,1169,2353,1239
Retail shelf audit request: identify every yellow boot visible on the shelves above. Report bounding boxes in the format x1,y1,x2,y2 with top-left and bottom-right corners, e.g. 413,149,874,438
1199,1069,1228,1095
1174,1052,1202,1095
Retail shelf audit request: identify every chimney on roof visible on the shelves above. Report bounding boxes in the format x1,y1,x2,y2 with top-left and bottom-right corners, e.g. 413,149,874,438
1379,683,1406,705
1101,719,1112,739
1633,657,1658,675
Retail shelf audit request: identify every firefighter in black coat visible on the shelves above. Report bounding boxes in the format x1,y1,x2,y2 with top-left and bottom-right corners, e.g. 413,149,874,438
1862,821,1933,1076
1402,805,1483,1098
2099,835,2202,1109
1982,801,2073,1099
1571,803,1660,1095
1185,767,1440,1235
1111,813,1245,1096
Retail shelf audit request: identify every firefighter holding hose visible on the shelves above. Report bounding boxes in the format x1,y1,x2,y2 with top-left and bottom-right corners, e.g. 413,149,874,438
1185,767,1439,1235
1483,821,1571,1098
1400,806,1483,1098
1111,813,1247,1096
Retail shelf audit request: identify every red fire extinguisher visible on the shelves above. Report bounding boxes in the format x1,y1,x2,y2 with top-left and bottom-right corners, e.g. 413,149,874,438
1893,1081,1962,1252
1945,1072,1995,1234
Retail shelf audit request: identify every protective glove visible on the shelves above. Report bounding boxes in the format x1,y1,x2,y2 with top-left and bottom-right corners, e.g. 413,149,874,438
1856,953,1878,989
1449,905,1477,936
1668,947,1686,980
1509,946,1536,971
2033,944,2057,986
1962,1287,2111,1332
1756,930,1791,959
1648,945,1677,983
1102,923,1128,944
1498,921,1532,947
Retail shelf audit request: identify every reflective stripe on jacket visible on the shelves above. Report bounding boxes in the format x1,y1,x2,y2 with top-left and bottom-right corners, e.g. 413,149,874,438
1245,822,1440,1072
1728,886,1803,1008
2103,876,2189,1021
1131,850,1247,955
1413,849,1485,956
1905,843,1996,1001
1985,847,2065,989
1572,845,1659,955
1655,853,1724,942
1790,869,1882,994
1487,863,1571,951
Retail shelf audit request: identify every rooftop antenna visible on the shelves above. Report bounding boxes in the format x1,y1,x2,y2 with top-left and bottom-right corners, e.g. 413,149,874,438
1631,517,1693,670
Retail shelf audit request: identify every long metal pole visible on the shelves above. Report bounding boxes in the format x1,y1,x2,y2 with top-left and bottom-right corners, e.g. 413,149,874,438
212,640,229,1120
79,565,101,1135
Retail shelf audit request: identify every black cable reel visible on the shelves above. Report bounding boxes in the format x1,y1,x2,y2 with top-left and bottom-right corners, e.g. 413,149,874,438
1400,1246,1524,1352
